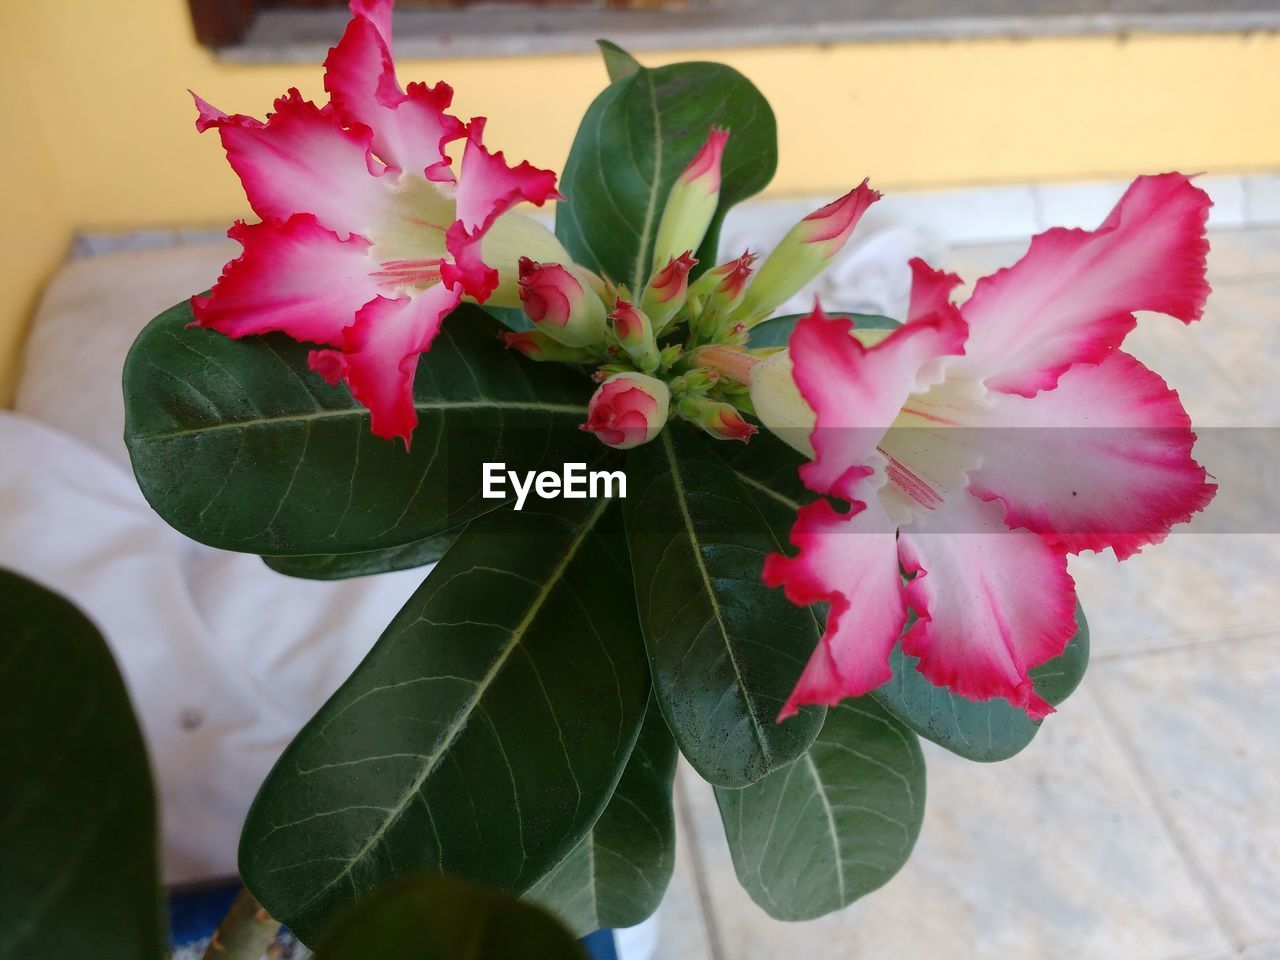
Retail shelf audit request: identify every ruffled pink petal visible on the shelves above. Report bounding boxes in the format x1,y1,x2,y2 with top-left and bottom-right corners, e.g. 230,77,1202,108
968,351,1216,560
192,89,389,239
764,493,907,720
443,119,561,302
906,258,962,323
954,173,1212,396
191,214,378,345
790,303,967,500
333,284,462,447
324,7,465,177
897,492,1078,719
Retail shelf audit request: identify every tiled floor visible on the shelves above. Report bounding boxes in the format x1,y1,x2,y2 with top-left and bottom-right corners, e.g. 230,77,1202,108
645,225,1280,960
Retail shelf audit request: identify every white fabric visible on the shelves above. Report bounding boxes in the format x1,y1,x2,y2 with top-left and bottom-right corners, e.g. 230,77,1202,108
6,243,424,883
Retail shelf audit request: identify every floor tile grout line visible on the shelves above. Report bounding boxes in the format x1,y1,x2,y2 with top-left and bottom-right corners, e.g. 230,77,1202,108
1084,683,1245,955
1092,623,1280,662
673,771,729,960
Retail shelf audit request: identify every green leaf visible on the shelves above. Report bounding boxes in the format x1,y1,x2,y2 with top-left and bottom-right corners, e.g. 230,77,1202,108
556,60,776,292
263,527,462,581
747,311,899,349
596,39,641,83
124,302,598,556
240,497,651,944
527,698,678,936
0,569,164,960
873,604,1091,762
315,875,586,960
624,426,823,788
715,698,925,921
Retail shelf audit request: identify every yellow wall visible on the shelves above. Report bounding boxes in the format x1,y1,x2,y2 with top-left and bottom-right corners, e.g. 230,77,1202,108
4,0,1280,401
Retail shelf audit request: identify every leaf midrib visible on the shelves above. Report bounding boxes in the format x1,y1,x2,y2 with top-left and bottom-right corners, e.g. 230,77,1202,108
660,432,773,766
135,399,588,440
629,71,664,293
289,496,613,913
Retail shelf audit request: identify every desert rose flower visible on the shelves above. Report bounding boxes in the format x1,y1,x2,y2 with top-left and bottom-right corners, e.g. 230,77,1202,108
190,0,567,446
582,373,670,449
517,257,608,347
650,128,729,272
750,174,1217,720
642,251,698,332
732,182,881,327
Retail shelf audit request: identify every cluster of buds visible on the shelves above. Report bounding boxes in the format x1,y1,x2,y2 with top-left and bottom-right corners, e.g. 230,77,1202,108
499,125,877,451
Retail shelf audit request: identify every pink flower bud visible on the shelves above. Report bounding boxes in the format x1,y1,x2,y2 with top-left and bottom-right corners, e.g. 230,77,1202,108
499,329,597,363
641,251,698,331
518,257,607,347
581,372,671,449
733,181,881,326
650,127,729,273
689,250,757,314
677,395,758,443
609,300,661,373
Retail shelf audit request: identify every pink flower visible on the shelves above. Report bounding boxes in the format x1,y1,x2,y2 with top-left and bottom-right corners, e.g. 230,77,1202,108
189,0,565,447
582,373,670,450
750,174,1217,720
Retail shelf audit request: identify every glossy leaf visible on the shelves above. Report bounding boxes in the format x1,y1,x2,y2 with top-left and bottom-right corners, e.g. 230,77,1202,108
315,875,586,960
873,605,1091,762
124,302,597,556
527,699,678,936
263,527,462,581
597,39,641,83
0,569,164,960
556,60,776,292
624,426,823,787
240,498,651,944
715,697,925,921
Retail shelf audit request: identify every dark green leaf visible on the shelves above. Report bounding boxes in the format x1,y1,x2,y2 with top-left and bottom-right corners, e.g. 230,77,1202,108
624,426,823,788
315,875,586,960
556,61,776,292
0,569,164,960
747,311,899,349
124,302,598,556
527,698,678,935
263,527,462,581
596,39,641,83
240,498,651,944
715,697,925,921
872,604,1090,763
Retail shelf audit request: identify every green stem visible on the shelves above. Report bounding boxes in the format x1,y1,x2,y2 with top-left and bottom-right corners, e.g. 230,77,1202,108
201,887,281,960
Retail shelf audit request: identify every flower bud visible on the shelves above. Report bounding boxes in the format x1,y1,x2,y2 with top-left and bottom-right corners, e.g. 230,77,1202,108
732,182,880,326
688,251,756,317
500,329,598,363
747,349,815,457
609,300,661,373
650,127,729,275
582,372,670,449
677,395,757,443
641,251,697,332
518,257,608,348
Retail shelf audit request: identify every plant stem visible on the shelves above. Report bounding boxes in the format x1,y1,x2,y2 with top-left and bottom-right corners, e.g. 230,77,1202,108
202,887,281,960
